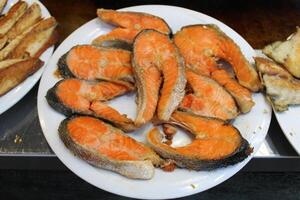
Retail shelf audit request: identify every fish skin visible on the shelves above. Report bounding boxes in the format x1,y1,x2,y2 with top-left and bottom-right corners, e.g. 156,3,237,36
147,111,251,170
255,57,300,111
59,116,162,179
92,9,171,47
179,70,239,120
58,45,134,84
174,24,261,92
132,29,186,126
46,79,136,132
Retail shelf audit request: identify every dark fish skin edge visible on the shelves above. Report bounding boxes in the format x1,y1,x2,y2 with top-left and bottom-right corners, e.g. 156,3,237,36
150,137,251,171
57,52,75,79
45,79,79,116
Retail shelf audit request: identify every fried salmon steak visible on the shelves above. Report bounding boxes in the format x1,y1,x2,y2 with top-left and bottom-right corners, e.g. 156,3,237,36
255,57,300,111
59,116,162,179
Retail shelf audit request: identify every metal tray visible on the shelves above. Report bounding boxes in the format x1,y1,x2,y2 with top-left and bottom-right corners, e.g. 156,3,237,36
0,83,299,172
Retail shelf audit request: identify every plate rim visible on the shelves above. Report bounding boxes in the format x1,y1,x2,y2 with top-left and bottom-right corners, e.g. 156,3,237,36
37,5,272,199
0,0,54,115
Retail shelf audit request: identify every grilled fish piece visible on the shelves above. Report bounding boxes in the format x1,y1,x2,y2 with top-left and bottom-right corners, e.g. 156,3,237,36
132,29,186,125
211,69,255,113
147,111,251,170
59,116,162,179
0,58,24,70
263,27,300,78
179,70,238,120
0,57,43,96
174,24,261,92
46,79,136,132
255,57,300,111
58,45,134,83
92,9,171,48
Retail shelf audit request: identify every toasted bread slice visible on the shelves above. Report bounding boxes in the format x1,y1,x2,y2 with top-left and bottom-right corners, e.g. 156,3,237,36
6,3,42,41
0,35,7,49
59,116,162,179
0,57,43,96
0,24,34,60
0,58,24,70
263,27,300,78
0,1,27,37
255,57,300,111
0,0,7,14
8,17,58,59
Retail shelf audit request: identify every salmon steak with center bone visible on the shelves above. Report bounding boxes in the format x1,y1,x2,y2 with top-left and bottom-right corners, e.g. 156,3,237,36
132,29,186,126
179,70,239,121
59,116,162,179
147,111,251,170
58,45,134,84
46,78,136,132
92,9,171,49
174,24,261,92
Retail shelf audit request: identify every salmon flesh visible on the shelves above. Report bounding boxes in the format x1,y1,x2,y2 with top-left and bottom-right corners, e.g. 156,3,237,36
58,45,134,83
211,69,255,113
132,29,186,126
59,116,162,179
92,9,171,47
174,24,261,92
147,111,251,170
179,70,239,120
46,79,136,132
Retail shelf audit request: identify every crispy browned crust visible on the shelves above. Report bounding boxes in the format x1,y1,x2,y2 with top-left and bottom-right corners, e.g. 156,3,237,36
7,17,58,59
0,57,43,96
97,8,172,35
0,1,28,37
0,0,8,14
6,3,42,41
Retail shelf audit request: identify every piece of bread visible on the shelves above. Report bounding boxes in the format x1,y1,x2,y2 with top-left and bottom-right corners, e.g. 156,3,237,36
7,17,58,59
255,57,300,111
0,1,27,37
263,27,300,78
6,3,42,41
58,116,162,179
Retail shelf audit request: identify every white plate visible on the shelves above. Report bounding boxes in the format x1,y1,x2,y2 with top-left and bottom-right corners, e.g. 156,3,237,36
0,0,54,114
38,5,272,199
256,50,300,155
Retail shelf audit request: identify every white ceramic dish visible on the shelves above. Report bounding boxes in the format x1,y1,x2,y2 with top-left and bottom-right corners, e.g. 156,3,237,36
38,5,272,199
0,0,54,115
256,50,300,155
